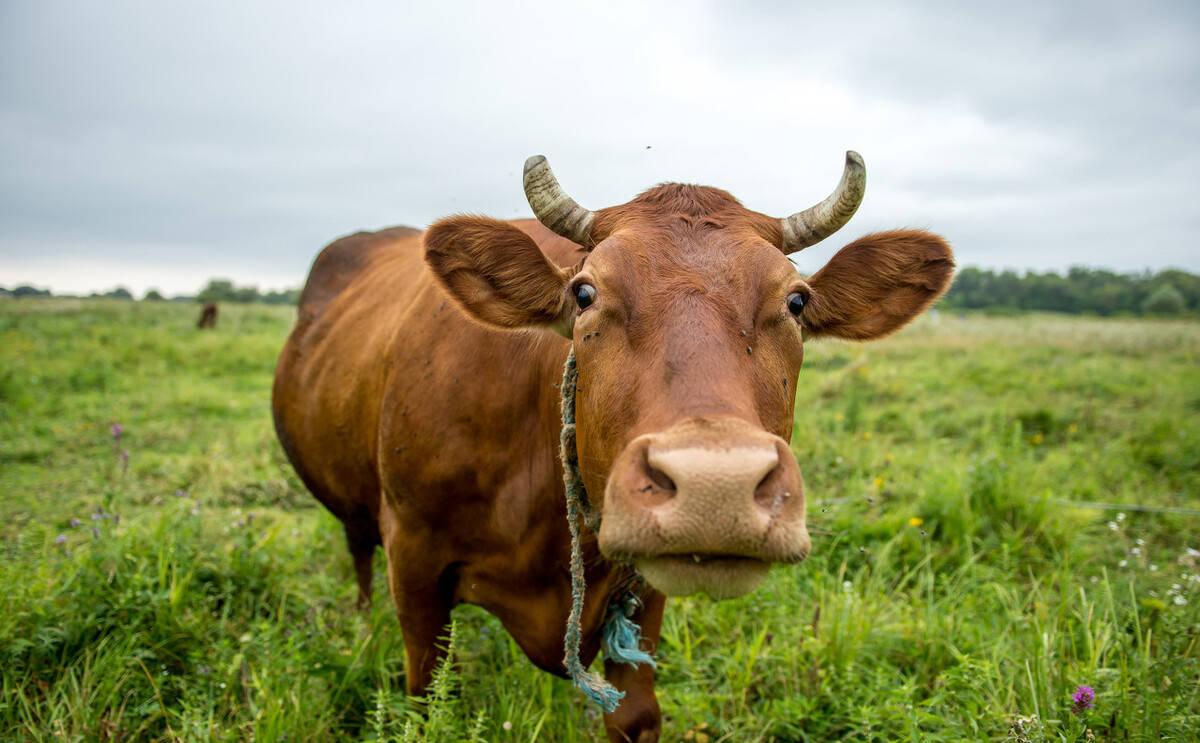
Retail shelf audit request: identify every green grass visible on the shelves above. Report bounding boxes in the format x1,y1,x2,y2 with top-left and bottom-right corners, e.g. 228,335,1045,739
1,299,1198,741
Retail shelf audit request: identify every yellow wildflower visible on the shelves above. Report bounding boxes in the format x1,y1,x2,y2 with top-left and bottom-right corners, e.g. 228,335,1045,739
873,476,884,490
909,516,924,527
1030,432,1044,445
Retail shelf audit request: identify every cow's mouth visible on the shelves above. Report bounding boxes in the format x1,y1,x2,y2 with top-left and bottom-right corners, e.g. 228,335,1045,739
633,553,771,599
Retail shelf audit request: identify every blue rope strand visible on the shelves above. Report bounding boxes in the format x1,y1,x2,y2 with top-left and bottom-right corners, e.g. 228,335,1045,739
603,594,656,668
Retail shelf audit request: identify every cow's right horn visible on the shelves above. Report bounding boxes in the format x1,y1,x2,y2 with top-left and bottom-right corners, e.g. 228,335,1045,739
523,155,594,246
780,151,866,253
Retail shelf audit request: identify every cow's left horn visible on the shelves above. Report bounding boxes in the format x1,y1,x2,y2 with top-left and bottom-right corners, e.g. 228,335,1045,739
523,155,594,245
780,151,866,253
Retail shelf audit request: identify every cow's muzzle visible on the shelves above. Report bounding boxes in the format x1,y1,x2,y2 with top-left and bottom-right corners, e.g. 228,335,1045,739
598,417,810,599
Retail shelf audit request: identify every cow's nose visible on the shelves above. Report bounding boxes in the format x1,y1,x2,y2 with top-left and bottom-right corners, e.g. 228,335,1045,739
646,442,783,524
598,417,810,598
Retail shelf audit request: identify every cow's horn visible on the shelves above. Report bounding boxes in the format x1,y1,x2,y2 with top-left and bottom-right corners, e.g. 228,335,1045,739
780,151,866,253
523,155,594,245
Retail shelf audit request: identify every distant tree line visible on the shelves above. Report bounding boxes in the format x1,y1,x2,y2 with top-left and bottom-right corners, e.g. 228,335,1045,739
3,267,1198,316
939,267,1197,316
0,278,298,305
1,285,53,298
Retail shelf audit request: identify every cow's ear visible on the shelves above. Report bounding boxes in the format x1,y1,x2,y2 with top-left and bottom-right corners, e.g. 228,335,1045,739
803,229,955,340
424,216,572,335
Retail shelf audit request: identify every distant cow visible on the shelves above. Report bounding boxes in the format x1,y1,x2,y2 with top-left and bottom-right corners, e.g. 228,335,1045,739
272,153,953,742
197,303,218,329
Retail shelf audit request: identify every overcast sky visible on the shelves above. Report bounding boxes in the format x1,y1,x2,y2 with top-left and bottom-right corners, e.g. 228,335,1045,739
2,1,1198,295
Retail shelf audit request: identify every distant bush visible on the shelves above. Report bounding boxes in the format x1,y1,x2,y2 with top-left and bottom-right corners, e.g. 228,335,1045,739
92,287,133,300
261,288,300,305
197,278,255,303
1141,283,1186,315
142,289,165,301
197,279,298,305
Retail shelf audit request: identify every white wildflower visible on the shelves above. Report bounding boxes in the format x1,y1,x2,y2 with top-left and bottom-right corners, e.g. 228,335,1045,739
1119,559,1128,568
503,721,513,731
1107,521,1119,531
1173,595,1188,606
842,580,853,593
1116,512,1126,522
1131,547,1141,556
1150,564,1159,572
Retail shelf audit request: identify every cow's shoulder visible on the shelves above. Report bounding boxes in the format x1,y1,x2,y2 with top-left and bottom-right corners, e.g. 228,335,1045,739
298,226,422,318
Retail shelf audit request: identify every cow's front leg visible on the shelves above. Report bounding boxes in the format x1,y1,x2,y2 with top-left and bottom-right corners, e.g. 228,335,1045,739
396,590,452,696
602,590,665,743
383,535,454,696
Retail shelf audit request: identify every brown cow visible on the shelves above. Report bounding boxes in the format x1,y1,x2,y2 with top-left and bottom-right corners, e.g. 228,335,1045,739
197,302,218,329
272,153,953,742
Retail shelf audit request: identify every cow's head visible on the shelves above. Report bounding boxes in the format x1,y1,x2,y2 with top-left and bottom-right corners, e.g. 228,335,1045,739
425,153,954,599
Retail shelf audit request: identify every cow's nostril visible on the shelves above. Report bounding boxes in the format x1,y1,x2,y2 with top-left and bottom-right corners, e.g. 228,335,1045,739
756,469,774,493
753,459,789,512
647,463,676,492
643,449,677,492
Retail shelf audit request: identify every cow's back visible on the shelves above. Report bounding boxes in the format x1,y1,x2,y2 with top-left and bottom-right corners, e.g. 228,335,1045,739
294,227,419,321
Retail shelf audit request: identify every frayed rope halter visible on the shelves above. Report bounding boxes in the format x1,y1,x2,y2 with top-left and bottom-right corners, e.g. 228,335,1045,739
559,346,655,712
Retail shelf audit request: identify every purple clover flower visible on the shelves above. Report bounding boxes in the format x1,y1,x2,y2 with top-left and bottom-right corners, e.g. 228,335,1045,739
55,534,67,545
111,423,123,441
69,518,82,528
1071,685,1095,714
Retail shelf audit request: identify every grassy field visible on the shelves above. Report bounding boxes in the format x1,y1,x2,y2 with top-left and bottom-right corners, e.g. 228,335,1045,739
1,299,1198,741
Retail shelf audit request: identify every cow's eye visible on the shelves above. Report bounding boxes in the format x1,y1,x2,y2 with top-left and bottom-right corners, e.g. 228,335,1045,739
574,283,597,310
786,291,807,316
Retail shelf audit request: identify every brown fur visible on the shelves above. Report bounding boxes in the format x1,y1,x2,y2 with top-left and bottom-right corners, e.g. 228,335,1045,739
196,303,218,329
273,180,954,743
